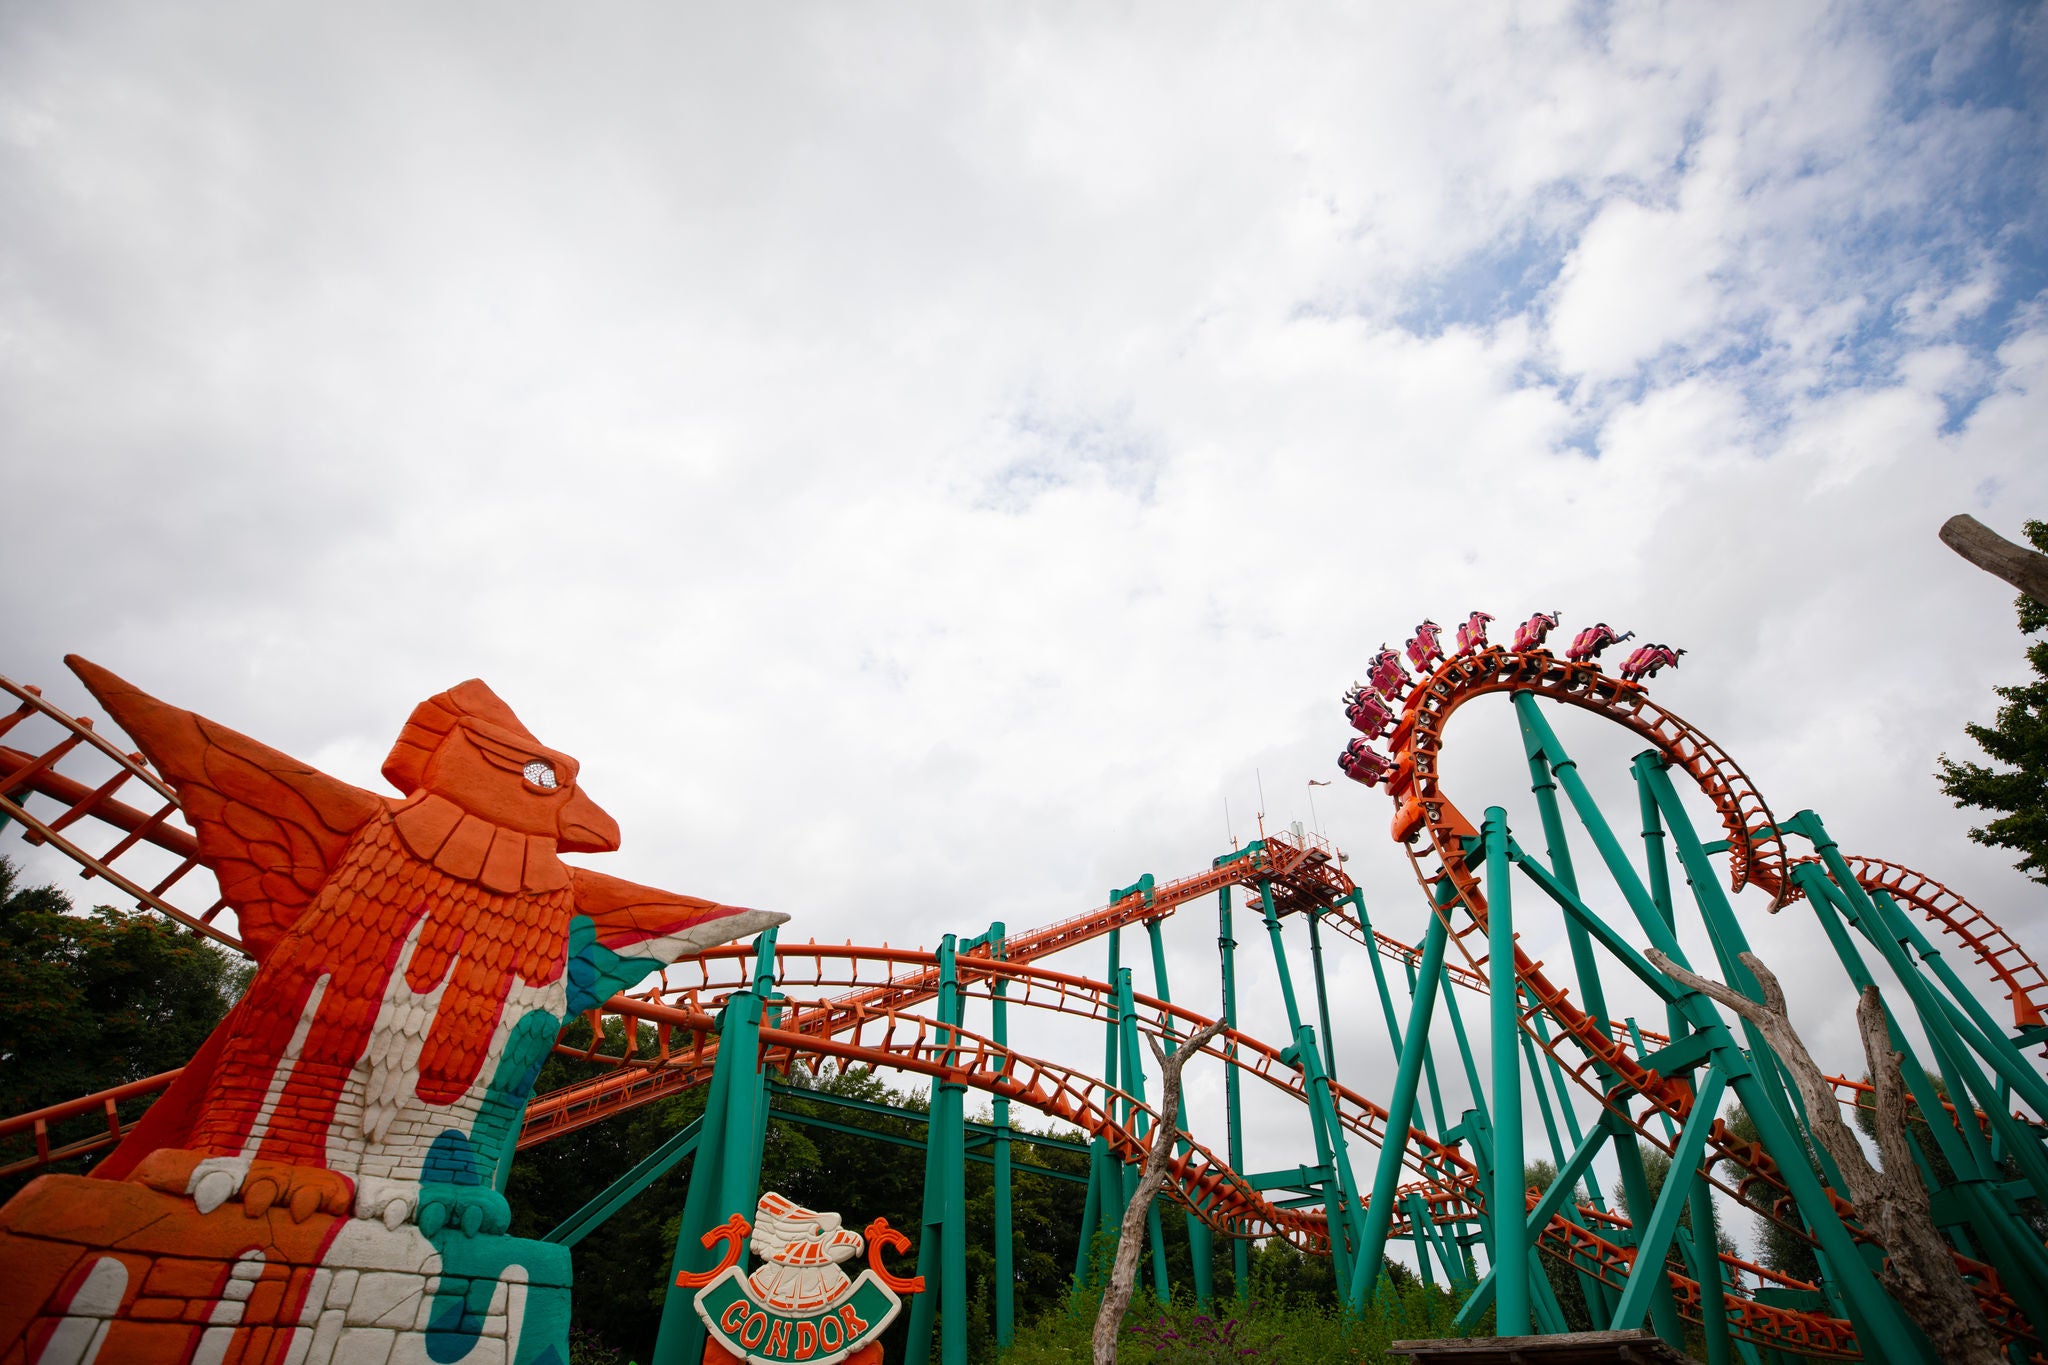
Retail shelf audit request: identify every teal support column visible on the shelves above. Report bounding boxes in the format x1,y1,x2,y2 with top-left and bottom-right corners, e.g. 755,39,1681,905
904,935,969,1365
652,934,775,1365
1351,888,1407,1049
1435,944,1490,1131
1509,840,1923,1362
990,923,1016,1349
1218,887,1250,1296
1148,917,1215,1307
1079,927,1126,1276
1634,769,1731,1365
1402,949,1452,1136
1308,905,1340,1082
1259,880,1306,1035
1347,907,1448,1310
1260,881,1363,1300
1482,807,1529,1335
1115,966,1173,1303
1519,701,1607,1034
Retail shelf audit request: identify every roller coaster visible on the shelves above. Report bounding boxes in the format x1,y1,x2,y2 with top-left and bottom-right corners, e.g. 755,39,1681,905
2,613,2044,1365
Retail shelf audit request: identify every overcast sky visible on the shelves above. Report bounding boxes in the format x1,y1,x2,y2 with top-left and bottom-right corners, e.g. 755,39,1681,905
5,2,2047,1257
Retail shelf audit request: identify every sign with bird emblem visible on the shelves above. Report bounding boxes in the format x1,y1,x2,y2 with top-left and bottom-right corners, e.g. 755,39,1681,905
682,1194,923,1365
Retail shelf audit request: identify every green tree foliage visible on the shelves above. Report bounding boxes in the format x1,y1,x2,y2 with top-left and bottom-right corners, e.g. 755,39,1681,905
0,856,248,1198
1938,518,2048,885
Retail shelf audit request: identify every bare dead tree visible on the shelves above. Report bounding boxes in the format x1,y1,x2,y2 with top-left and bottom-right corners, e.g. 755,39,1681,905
1940,513,2048,605
1647,948,2005,1364
1092,1015,1229,1365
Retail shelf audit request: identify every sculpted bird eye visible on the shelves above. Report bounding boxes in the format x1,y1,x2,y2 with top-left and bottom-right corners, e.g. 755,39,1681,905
522,760,558,789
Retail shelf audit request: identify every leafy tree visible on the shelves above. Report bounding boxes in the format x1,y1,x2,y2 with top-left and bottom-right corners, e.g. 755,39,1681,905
1938,518,2048,885
0,856,248,1198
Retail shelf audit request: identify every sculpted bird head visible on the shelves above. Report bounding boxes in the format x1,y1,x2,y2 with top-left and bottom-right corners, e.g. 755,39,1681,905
381,680,621,852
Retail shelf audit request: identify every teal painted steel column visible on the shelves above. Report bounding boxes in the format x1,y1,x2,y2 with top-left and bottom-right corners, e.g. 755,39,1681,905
1259,879,1306,1034
1079,927,1126,1278
652,973,771,1362
1482,807,1529,1335
1148,917,1216,1307
1351,888,1406,1049
904,935,969,1365
1217,886,1250,1296
1401,948,1452,1135
1260,882,1362,1300
1115,966,1173,1303
1346,907,1448,1310
1308,904,1340,1082
1509,839,1922,1362
1434,942,1491,1131
990,922,1015,1349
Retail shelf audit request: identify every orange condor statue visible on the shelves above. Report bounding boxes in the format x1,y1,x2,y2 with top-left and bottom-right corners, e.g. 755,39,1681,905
0,658,784,1365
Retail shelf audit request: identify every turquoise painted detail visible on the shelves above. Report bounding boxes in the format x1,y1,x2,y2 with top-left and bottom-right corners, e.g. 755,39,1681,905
425,1130,482,1187
468,918,674,1189
421,1229,574,1365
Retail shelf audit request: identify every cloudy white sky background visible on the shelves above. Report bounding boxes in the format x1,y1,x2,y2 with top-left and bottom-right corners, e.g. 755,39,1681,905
5,2,2047,1268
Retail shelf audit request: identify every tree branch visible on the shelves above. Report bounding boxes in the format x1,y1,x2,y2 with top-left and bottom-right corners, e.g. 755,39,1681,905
1940,513,2048,605
1093,1015,1229,1365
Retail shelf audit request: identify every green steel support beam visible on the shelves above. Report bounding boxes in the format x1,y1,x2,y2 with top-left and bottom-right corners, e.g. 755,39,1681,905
1610,1066,1727,1330
1482,806,1530,1335
1217,886,1250,1295
1115,966,1173,1304
1259,880,1363,1303
990,921,1015,1349
1148,916,1215,1308
1346,906,1448,1311
1509,836,1922,1363
1636,771,1732,1365
1352,887,1407,1051
652,926,777,1365
1454,1109,1622,1327
544,1118,702,1248
1403,948,1454,1137
1079,927,1125,1281
1435,942,1491,1132
904,935,969,1365
1308,904,1340,1083
1260,879,1306,1035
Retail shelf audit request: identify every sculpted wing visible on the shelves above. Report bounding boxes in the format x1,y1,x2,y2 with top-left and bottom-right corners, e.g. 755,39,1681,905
568,866,787,961
67,655,386,961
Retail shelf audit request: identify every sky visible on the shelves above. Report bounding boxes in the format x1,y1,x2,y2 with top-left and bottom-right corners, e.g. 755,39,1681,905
4,1,2048,1265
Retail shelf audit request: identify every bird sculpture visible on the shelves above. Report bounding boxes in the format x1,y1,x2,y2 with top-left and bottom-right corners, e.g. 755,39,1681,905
0,658,783,1365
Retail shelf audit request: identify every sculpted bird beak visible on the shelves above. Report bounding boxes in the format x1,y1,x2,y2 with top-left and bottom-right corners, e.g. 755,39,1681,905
558,786,622,853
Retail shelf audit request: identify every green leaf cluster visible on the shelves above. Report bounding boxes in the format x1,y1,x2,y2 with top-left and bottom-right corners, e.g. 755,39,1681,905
1938,518,2048,885
0,856,248,1199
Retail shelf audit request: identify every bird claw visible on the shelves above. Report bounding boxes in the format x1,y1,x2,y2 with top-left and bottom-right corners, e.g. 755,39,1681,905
129,1150,353,1222
416,1186,511,1239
